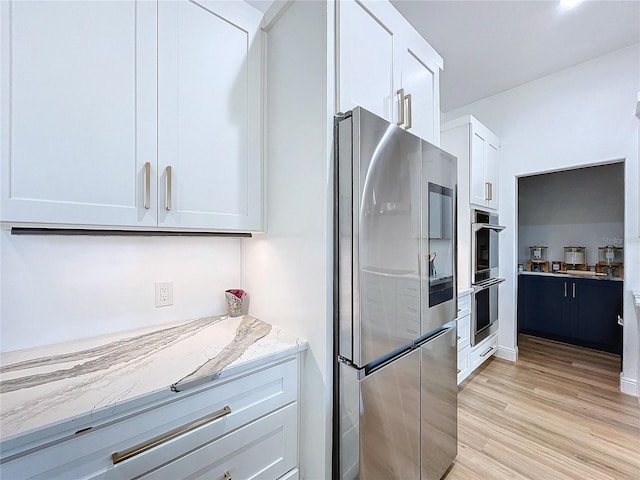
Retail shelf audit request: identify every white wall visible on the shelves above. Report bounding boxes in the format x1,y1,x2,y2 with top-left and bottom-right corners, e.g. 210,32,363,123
518,163,625,265
0,231,241,352
242,1,333,478
444,43,640,395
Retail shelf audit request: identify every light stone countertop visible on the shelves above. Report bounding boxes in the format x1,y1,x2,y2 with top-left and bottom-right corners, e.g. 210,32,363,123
0,315,306,444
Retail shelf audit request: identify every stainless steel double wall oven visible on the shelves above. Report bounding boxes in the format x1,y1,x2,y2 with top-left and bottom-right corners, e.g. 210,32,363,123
471,209,505,346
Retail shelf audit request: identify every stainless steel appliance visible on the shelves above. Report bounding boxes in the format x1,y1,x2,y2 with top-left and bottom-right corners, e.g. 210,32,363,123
472,209,504,284
334,107,458,479
471,209,504,346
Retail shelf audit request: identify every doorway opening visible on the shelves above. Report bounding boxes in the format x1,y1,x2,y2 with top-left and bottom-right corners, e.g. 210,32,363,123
516,161,625,367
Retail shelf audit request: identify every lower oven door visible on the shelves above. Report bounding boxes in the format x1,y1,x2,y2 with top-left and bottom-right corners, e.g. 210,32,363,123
471,278,505,346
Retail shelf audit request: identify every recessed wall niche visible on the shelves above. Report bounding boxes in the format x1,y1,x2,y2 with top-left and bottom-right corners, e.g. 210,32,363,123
517,162,624,268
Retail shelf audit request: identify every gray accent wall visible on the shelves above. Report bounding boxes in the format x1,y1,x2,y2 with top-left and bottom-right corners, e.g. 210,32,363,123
518,163,624,266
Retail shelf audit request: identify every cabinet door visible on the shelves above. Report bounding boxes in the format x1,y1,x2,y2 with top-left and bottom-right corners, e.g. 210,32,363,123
571,280,622,353
158,0,262,231
337,0,399,123
518,275,568,337
469,131,487,207
484,140,499,210
1,0,157,227
398,46,439,144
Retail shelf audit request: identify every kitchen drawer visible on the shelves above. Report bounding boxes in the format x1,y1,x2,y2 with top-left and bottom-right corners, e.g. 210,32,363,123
456,314,470,349
457,345,470,385
1,357,298,480
138,403,297,480
469,333,498,371
457,291,471,319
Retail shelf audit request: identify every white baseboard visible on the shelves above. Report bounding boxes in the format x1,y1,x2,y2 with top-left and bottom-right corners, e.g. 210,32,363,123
496,345,518,362
620,374,639,397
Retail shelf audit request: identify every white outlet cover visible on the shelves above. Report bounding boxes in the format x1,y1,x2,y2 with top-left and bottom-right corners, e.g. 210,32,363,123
155,282,174,307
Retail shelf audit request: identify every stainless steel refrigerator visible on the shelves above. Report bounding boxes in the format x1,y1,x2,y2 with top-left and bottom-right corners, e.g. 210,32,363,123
334,107,458,479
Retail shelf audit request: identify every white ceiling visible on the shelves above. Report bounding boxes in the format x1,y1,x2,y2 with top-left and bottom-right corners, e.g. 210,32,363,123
390,0,640,112
248,0,640,113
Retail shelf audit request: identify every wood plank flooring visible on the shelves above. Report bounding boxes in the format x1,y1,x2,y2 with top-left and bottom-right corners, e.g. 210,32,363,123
446,335,640,480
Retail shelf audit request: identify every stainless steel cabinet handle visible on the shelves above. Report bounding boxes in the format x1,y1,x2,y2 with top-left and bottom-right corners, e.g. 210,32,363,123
564,282,567,297
457,369,461,374
485,182,493,201
165,166,172,211
456,336,461,340
144,162,151,209
396,88,405,126
480,346,495,358
572,283,576,298
111,405,231,464
404,93,412,130
223,471,232,480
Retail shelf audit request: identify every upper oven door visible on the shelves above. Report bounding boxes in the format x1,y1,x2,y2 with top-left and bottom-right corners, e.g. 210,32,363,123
472,219,504,284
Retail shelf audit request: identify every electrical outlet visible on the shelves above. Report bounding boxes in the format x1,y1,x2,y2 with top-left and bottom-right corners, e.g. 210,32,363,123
155,282,173,307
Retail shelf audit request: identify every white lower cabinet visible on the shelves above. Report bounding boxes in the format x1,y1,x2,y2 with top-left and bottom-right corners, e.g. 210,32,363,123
0,357,299,480
468,333,498,372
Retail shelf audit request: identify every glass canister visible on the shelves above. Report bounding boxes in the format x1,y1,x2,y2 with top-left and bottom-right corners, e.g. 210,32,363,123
529,246,548,262
564,246,586,265
598,245,623,265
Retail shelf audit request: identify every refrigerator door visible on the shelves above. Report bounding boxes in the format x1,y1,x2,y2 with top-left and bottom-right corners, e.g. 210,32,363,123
421,141,457,335
338,349,421,479
337,107,423,367
421,325,458,480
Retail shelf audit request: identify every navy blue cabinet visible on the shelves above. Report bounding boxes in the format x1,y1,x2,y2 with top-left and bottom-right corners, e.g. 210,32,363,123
518,274,622,354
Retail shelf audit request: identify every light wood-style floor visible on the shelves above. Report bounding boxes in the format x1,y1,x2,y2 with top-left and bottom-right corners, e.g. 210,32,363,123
446,335,640,480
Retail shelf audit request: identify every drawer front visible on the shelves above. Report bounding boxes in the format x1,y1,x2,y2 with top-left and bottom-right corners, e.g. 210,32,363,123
139,403,297,480
457,346,469,385
2,357,298,480
457,314,470,349
457,291,471,319
469,333,497,371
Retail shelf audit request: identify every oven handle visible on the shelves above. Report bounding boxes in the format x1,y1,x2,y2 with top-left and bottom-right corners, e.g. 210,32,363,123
473,222,506,233
472,277,505,293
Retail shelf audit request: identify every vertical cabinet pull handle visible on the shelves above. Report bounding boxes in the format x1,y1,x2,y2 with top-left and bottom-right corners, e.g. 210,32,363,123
165,166,172,211
404,93,412,130
144,162,151,209
484,182,493,201
572,283,576,298
223,471,232,480
396,88,405,126
564,282,567,297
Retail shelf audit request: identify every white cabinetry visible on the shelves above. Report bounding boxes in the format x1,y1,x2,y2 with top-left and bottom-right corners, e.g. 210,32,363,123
337,0,442,144
0,356,299,479
442,115,500,211
0,0,262,232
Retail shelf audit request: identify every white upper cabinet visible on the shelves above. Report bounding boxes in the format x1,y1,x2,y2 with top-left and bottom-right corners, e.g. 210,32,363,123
397,40,440,144
337,0,397,122
336,0,443,144
442,116,500,211
470,125,499,210
157,0,262,231
0,0,158,227
1,0,263,231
